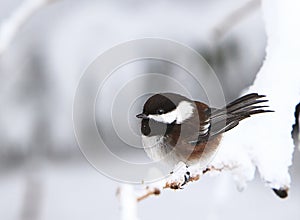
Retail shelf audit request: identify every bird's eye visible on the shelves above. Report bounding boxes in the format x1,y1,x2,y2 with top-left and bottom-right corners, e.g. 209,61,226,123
157,109,164,114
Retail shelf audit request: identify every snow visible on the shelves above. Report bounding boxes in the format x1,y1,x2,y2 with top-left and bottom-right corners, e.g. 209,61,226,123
210,0,300,192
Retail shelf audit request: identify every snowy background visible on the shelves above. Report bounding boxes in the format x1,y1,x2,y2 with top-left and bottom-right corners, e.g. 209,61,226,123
0,0,299,219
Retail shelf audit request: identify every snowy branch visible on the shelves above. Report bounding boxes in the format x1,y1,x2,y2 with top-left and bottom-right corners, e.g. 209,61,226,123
213,0,260,40
118,163,238,203
117,184,139,220
0,0,56,56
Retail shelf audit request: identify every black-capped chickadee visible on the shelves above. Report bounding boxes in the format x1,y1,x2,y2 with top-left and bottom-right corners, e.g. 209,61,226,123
136,93,272,169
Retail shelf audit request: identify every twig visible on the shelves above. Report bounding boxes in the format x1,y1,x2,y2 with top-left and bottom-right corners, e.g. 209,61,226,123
137,187,160,202
134,164,231,203
20,175,43,220
213,0,261,40
0,0,56,56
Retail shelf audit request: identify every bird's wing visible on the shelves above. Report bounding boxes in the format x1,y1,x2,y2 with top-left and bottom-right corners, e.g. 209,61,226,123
186,93,273,145
182,101,212,145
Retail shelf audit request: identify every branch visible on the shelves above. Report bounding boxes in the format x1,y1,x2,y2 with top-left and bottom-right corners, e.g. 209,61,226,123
128,164,233,203
213,0,260,40
0,0,56,56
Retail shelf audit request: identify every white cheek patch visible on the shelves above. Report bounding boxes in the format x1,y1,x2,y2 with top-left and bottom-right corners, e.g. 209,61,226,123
176,101,194,124
148,110,177,124
148,101,194,124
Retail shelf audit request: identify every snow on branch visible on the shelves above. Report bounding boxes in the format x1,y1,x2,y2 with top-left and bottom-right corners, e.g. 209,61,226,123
0,0,56,56
117,163,240,203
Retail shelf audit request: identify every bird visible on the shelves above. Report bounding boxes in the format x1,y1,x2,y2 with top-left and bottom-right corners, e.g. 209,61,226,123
136,93,273,171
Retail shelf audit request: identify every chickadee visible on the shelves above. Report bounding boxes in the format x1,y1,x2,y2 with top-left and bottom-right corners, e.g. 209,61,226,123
136,93,272,169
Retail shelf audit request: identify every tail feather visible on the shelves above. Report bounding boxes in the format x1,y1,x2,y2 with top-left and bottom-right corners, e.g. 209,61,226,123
226,93,265,108
209,93,273,137
226,93,269,113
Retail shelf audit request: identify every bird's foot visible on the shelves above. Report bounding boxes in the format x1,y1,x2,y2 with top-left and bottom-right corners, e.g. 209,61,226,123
167,164,191,189
181,171,191,187
167,171,191,189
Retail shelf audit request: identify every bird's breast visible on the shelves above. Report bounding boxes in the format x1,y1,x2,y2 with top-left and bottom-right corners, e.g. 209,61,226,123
141,135,169,162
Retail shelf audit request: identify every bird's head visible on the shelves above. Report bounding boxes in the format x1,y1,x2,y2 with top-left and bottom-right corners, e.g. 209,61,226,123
136,93,195,136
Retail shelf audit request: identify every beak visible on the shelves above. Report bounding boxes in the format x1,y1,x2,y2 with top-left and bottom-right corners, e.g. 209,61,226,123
136,113,148,119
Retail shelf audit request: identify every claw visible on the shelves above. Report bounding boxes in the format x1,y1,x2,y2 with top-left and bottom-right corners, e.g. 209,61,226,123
181,171,191,187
